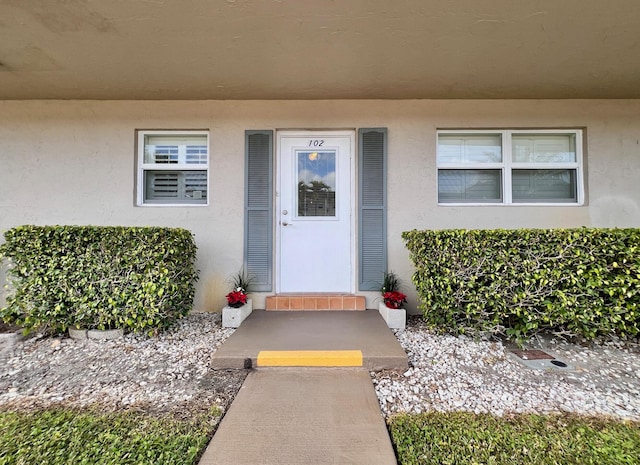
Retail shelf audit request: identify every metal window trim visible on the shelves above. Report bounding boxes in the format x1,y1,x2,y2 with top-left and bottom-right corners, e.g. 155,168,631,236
436,128,585,206
136,129,210,207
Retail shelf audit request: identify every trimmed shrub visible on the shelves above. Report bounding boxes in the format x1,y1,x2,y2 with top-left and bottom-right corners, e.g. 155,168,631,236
402,228,640,342
0,225,199,335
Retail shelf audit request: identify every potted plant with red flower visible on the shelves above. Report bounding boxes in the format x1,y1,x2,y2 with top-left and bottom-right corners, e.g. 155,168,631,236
382,290,407,309
222,268,254,328
378,271,407,329
226,289,248,308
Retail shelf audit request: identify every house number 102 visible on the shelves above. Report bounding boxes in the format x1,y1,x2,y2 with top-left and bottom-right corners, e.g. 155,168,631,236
308,139,325,147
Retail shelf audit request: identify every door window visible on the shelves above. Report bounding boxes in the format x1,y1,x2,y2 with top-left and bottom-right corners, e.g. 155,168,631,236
296,150,337,217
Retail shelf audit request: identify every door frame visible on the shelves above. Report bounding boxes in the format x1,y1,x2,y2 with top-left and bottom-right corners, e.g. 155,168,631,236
275,129,357,294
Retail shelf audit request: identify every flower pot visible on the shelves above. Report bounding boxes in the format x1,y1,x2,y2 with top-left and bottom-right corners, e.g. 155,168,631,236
222,299,253,328
87,328,124,340
378,302,406,330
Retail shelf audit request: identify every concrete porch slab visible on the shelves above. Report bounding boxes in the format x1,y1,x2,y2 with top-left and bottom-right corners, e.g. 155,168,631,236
198,368,398,465
211,309,408,371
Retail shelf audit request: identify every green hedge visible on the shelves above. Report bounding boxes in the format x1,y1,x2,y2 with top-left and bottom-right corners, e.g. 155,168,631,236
402,228,640,341
0,225,199,335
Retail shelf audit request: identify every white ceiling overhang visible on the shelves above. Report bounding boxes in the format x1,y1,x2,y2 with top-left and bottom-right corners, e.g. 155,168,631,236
1,0,640,100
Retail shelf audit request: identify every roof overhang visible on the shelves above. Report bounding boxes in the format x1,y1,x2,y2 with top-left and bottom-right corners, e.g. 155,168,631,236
1,1,640,100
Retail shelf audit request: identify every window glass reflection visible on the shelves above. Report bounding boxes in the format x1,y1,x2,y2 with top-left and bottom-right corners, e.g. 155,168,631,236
297,151,336,217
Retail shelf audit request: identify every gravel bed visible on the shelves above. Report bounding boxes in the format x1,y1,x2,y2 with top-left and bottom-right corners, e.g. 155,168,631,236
2,313,639,422
372,319,640,420
0,313,246,417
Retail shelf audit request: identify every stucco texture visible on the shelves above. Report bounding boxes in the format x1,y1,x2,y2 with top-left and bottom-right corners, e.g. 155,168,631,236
1,100,639,313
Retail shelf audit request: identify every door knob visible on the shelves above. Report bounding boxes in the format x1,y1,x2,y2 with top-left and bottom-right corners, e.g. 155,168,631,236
282,221,291,226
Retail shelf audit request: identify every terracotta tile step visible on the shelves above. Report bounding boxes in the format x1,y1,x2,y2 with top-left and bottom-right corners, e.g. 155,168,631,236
265,294,366,311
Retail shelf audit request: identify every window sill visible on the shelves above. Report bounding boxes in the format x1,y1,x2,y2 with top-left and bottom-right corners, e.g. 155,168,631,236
437,202,584,207
136,203,210,208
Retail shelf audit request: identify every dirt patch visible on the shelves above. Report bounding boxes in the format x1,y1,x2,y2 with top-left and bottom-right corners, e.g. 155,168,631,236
0,368,249,420
0,322,20,333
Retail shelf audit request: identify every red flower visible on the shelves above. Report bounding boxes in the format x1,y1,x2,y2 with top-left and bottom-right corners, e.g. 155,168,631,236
383,291,407,309
226,290,248,308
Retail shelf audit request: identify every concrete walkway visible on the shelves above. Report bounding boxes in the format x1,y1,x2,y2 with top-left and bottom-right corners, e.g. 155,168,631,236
201,310,407,464
211,309,408,371
198,368,398,465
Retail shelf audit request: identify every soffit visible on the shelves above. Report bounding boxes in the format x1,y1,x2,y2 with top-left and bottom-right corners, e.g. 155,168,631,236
1,0,639,100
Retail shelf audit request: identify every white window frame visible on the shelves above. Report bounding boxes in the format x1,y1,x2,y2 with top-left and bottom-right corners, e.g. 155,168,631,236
136,130,210,207
437,129,584,206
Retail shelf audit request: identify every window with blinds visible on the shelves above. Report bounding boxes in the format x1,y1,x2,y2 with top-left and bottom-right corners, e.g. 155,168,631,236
137,131,209,205
437,129,584,205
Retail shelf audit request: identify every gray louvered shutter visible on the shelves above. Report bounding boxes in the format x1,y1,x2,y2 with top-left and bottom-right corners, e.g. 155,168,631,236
245,130,273,291
358,128,387,291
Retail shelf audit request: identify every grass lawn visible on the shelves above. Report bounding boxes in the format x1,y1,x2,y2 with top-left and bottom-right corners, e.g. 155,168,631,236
389,411,640,465
3,408,639,464
0,407,220,465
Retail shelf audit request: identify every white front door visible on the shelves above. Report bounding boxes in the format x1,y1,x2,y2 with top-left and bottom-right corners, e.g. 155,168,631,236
277,131,355,293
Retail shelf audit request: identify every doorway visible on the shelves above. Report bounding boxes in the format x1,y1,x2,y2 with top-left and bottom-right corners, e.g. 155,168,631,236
276,131,356,293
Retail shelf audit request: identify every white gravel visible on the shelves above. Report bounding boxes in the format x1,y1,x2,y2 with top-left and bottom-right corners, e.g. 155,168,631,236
372,319,640,420
2,313,639,422
0,313,241,415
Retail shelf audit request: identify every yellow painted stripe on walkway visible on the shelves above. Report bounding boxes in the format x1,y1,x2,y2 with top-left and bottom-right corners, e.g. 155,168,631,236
257,350,363,367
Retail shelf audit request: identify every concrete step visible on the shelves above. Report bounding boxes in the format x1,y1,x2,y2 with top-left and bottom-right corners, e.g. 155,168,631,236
198,368,397,465
211,310,408,371
257,350,363,367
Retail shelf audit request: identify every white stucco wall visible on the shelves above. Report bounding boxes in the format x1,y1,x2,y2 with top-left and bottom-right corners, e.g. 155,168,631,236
1,99,639,313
